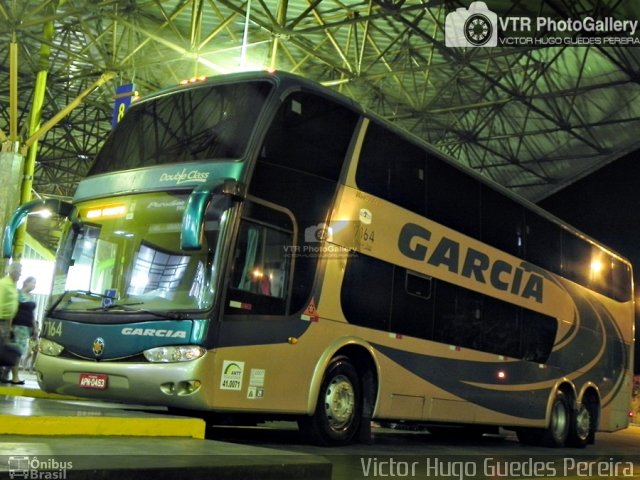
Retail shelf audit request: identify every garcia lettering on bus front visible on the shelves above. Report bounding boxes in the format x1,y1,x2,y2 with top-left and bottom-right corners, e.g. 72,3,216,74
398,223,543,303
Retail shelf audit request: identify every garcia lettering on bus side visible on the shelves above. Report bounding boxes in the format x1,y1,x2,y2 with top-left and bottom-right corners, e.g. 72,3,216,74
398,222,543,303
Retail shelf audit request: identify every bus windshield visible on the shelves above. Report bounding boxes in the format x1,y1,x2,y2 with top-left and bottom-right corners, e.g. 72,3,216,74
90,80,273,175
50,191,221,314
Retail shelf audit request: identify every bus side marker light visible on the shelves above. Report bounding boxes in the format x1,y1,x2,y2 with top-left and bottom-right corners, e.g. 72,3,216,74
288,337,298,345
497,370,507,380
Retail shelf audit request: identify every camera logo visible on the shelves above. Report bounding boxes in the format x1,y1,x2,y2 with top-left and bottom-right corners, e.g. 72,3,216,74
304,223,333,243
445,1,498,47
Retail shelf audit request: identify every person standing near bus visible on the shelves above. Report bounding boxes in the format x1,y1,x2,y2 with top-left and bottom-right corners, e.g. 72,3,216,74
0,262,22,384
13,276,37,381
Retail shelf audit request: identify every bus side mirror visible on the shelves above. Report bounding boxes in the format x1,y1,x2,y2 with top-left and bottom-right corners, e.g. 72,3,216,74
2,199,82,258
181,179,245,251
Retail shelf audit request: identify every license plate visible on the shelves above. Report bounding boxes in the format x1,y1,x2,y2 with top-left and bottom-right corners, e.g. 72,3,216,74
79,373,108,390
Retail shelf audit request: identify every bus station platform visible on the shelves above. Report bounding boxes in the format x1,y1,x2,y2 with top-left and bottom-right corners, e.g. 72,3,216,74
0,373,331,480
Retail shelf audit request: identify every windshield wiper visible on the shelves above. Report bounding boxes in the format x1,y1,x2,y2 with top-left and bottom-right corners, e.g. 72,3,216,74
88,302,186,320
49,290,187,319
71,289,111,298
49,289,111,312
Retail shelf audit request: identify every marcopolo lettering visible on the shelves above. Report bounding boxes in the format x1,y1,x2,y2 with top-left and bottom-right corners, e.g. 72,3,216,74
121,327,187,338
398,222,543,303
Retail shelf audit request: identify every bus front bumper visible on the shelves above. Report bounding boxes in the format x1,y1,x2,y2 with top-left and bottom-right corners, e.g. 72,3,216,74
35,353,216,411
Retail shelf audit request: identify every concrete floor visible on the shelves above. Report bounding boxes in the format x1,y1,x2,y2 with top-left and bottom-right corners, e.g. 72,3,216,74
0,373,330,480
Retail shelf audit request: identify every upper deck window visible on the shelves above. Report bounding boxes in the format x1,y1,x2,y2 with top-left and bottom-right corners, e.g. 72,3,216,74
91,81,272,175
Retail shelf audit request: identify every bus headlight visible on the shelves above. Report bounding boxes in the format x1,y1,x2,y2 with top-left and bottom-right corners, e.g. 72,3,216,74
39,338,64,357
143,345,205,363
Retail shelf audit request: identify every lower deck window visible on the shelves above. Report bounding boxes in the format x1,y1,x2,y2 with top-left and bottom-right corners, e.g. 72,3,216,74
342,253,557,363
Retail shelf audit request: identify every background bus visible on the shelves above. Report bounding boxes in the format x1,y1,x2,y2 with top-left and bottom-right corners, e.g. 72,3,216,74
4,71,634,447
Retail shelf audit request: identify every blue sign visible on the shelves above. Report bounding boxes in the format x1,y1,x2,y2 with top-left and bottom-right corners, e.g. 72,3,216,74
101,288,118,308
112,83,135,128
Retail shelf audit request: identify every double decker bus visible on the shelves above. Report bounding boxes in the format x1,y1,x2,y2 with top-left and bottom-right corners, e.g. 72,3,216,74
4,71,634,447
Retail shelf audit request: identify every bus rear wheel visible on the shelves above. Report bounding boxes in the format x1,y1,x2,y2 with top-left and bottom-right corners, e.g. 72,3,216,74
298,356,362,446
516,390,570,448
567,400,596,448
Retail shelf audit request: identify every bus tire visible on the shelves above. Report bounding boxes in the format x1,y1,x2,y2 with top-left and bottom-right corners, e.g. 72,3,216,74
516,390,570,448
566,400,597,448
543,390,571,447
298,356,362,446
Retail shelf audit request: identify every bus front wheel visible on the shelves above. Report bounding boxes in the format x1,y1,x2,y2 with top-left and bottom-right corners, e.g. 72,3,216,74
298,356,362,446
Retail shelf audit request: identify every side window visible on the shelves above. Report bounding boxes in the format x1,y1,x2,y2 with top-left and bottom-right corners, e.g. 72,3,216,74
480,296,522,358
561,231,592,286
481,185,524,257
525,211,561,274
588,248,612,298
341,254,393,331
226,202,293,316
259,91,357,181
427,157,481,238
356,121,427,214
611,257,632,302
526,213,630,301
391,269,435,340
521,309,557,364
432,277,557,363
433,280,483,349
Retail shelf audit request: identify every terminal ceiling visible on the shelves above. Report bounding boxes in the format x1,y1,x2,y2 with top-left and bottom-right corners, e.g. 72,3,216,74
1,0,640,205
